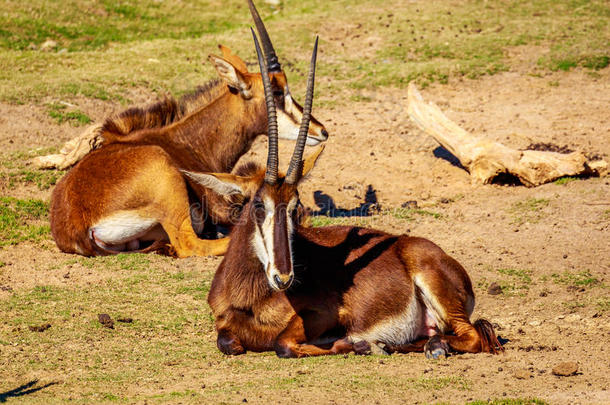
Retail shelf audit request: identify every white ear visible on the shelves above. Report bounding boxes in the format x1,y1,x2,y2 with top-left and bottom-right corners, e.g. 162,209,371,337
208,55,252,99
182,171,245,196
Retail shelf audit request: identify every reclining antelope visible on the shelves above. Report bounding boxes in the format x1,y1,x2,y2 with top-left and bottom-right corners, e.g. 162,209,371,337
50,0,328,257
193,32,503,358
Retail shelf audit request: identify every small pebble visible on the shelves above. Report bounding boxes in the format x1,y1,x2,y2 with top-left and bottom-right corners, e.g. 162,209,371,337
488,282,503,295
513,369,531,379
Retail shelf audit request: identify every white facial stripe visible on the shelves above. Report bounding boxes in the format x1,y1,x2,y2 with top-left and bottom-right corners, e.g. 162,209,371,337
276,94,300,141
251,196,298,290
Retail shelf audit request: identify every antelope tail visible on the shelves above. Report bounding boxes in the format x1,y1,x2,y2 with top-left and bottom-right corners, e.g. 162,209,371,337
473,318,504,354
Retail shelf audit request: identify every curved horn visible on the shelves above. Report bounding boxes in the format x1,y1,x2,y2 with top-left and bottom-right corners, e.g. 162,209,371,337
252,28,279,185
285,36,318,185
247,0,281,72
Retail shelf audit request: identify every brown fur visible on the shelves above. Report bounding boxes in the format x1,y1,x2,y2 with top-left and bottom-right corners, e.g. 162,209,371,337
100,79,224,143
206,174,503,358
50,48,327,258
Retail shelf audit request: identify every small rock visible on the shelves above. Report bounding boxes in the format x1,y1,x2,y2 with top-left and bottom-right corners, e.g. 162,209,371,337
29,323,51,332
98,313,114,329
528,320,541,327
488,282,503,295
0,285,13,292
63,273,70,279
513,369,531,379
40,39,58,52
401,200,418,209
552,362,578,377
117,317,133,323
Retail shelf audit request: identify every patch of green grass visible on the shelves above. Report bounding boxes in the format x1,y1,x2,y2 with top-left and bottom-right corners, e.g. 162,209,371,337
309,215,351,227
73,253,154,272
308,214,372,228
582,55,610,70
0,197,50,247
551,270,600,287
596,298,610,312
494,268,533,296
554,176,579,185
509,197,550,225
467,399,549,405
47,103,92,126
412,376,470,391
562,300,586,311
6,168,65,190
386,208,443,221
1,149,67,190
0,1,242,52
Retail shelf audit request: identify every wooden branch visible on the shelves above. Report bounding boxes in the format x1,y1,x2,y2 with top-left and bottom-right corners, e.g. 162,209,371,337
406,83,607,186
31,123,103,170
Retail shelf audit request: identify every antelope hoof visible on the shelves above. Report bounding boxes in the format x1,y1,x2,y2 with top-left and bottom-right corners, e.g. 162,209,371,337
353,340,372,355
217,332,246,356
274,343,298,358
370,342,389,356
424,336,450,360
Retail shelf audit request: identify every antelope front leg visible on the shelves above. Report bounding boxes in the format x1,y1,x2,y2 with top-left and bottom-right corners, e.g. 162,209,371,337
274,315,354,358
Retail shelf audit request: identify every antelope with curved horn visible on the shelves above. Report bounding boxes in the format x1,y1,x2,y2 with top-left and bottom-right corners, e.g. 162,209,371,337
50,0,328,257
191,32,503,358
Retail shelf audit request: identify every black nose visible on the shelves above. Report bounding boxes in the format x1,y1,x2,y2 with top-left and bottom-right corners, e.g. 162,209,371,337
321,128,329,138
273,274,293,290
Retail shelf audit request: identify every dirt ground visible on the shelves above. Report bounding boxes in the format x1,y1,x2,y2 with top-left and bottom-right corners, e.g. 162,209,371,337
0,54,609,403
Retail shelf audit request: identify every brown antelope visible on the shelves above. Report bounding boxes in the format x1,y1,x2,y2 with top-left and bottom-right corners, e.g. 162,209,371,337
50,0,328,257
191,32,503,358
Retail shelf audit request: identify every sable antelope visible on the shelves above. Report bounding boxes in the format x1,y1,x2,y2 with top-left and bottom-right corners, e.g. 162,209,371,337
50,0,328,257
193,31,503,358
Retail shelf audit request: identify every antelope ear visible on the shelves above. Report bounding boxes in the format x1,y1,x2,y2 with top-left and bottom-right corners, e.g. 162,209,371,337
301,145,325,179
208,54,252,99
182,171,250,197
218,44,249,73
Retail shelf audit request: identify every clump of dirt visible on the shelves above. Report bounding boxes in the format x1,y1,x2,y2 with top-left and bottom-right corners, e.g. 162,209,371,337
487,282,503,295
117,317,133,323
552,362,579,377
98,313,114,329
28,323,51,332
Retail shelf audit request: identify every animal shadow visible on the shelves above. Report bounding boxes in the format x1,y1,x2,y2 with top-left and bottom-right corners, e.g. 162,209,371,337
0,380,57,403
311,185,379,218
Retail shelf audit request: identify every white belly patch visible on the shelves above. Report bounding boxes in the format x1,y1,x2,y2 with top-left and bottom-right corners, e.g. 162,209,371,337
90,212,158,244
349,296,422,345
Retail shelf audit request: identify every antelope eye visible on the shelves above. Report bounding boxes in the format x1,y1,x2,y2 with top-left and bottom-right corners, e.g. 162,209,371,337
253,199,265,211
273,90,284,97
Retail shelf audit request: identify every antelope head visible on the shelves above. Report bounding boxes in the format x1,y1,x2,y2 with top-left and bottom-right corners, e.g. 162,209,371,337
185,30,323,291
207,0,328,145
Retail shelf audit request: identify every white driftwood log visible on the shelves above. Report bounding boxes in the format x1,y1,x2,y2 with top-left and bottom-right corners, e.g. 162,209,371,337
31,123,103,170
406,83,607,187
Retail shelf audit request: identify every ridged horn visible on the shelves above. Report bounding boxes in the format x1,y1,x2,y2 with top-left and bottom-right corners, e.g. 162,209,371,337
247,0,281,72
285,36,318,185
252,28,279,185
